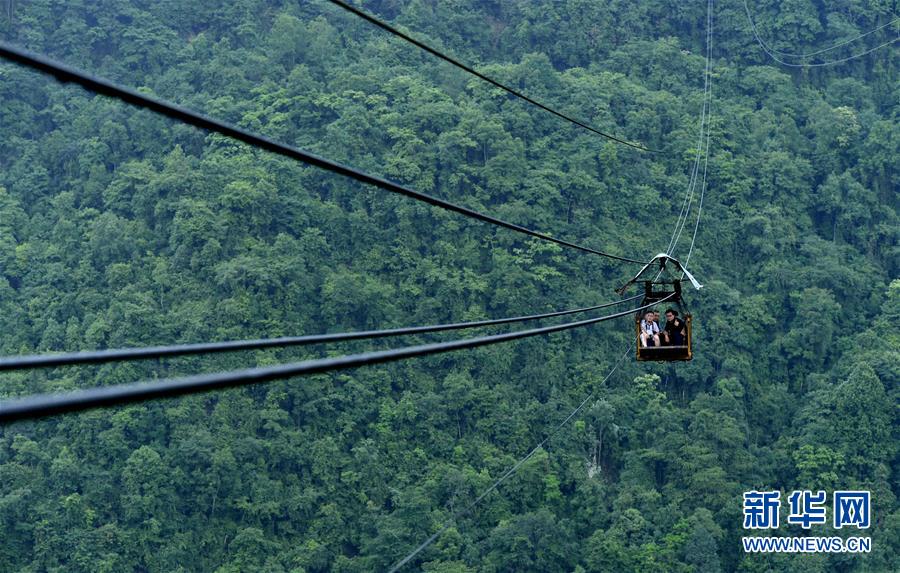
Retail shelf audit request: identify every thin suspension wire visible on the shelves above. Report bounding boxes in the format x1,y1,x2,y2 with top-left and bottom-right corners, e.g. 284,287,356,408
0,297,670,423
671,0,713,257
0,42,647,265
759,15,899,58
665,109,703,255
667,38,711,257
743,1,900,67
667,0,713,257
666,133,702,255
667,0,713,255
391,49,702,557
0,295,642,371
323,0,658,153
387,341,635,572
675,0,714,276
666,83,709,256
388,5,713,563
682,88,713,271
391,6,714,565
642,0,712,292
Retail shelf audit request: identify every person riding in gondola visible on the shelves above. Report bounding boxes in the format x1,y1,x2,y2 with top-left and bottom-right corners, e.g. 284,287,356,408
660,308,686,346
640,311,660,347
621,254,700,361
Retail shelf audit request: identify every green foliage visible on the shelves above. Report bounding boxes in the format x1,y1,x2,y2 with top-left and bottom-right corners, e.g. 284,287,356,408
0,0,897,571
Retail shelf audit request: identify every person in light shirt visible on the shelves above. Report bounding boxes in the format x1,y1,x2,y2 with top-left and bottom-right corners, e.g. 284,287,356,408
640,311,660,347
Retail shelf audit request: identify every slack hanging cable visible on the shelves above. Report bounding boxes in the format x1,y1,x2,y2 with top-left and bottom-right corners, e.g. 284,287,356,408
743,1,899,67
387,341,635,572
757,16,899,58
323,0,659,153
0,295,642,371
0,296,670,423
0,42,647,265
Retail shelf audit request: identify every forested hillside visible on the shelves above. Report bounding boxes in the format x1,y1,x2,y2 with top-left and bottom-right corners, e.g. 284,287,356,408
0,1,897,571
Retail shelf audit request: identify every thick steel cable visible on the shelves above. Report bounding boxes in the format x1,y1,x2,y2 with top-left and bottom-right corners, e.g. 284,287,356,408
0,295,642,371
0,42,647,265
0,297,670,423
743,1,899,67
387,341,635,572
322,0,658,153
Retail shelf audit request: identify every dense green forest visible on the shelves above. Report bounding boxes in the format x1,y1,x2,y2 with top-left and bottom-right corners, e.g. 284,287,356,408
0,0,897,571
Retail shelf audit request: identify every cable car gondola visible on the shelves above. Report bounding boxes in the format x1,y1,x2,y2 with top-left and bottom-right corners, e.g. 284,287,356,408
617,254,702,362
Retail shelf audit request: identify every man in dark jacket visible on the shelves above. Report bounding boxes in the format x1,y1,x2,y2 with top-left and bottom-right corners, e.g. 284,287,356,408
661,308,686,346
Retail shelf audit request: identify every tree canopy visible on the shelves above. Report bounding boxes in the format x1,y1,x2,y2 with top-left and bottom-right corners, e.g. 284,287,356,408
0,1,897,571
